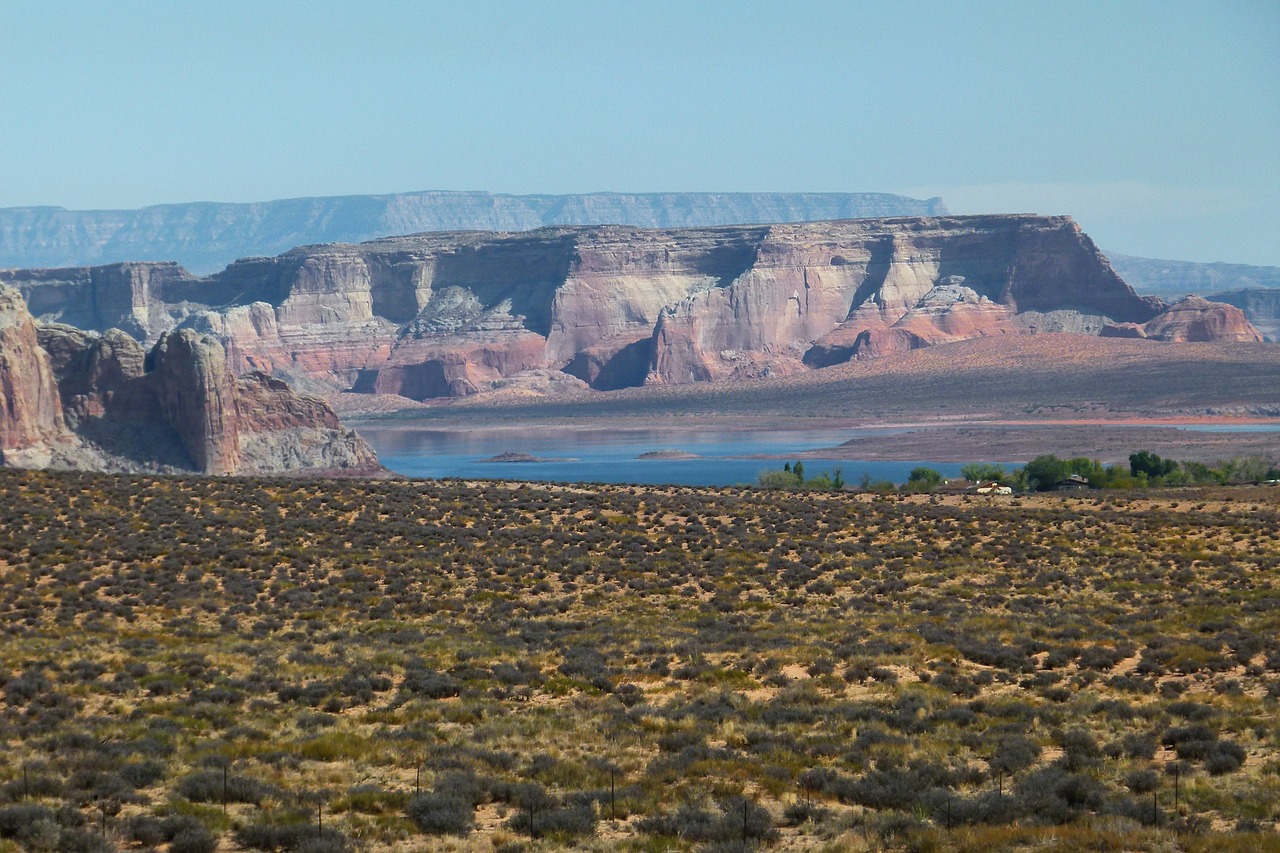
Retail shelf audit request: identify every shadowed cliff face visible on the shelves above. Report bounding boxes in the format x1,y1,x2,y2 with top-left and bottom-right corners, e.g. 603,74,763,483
1,216,1263,402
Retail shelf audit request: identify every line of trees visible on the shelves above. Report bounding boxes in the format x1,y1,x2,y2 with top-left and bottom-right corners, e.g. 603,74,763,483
759,453,1279,493
1014,452,1280,491
757,461,845,490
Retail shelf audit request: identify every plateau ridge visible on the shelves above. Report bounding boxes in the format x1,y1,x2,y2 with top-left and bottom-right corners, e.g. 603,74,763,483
2,215,1259,406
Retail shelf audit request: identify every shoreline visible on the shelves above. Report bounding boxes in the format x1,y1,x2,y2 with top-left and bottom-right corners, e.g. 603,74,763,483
352,416,1280,468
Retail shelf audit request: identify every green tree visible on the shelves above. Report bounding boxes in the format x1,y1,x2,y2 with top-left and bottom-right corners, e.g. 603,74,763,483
1023,455,1068,491
1179,461,1221,485
961,463,1009,484
1129,450,1179,481
758,469,802,489
905,467,943,492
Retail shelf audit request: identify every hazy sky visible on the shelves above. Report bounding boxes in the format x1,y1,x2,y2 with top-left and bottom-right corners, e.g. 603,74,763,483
2,1,1277,264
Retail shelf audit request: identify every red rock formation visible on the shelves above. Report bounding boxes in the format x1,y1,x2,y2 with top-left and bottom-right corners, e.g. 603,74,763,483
3,216,1266,402
1099,297,1262,343
148,330,243,474
233,371,382,474
358,332,547,398
146,330,382,475
1,303,381,474
0,285,64,454
1140,296,1262,343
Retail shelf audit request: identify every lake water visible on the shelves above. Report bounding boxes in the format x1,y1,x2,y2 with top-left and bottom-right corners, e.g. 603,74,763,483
356,426,974,487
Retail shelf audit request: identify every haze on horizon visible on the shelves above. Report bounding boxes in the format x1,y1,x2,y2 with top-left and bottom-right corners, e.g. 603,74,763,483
1,0,1277,266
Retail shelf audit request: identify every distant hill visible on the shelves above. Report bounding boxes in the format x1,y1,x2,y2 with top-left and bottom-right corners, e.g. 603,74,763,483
0,190,948,274
1107,252,1280,299
1107,253,1280,342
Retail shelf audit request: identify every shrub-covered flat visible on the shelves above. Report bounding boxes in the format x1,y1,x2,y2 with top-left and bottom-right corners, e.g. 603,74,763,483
0,470,1278,851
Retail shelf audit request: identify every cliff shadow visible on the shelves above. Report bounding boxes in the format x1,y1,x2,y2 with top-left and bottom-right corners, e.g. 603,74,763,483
430,236,575,336
561,338,653,391
841,236,895,318
73,416,195,470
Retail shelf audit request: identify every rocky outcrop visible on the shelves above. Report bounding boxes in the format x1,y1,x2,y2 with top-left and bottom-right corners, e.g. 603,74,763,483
232,371,381,474
2,216,1266,404
0,284,381,475
148,330,242,474
1141,296,1262,343
1101,296,1263,343
37,324,154,427
0,191,947,274
0,286,64,458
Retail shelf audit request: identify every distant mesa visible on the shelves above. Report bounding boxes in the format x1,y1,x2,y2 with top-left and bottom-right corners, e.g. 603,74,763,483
0,215,1263,414
0,190,948,274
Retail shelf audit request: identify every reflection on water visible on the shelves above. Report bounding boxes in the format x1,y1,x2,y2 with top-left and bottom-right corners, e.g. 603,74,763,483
356,426,969,487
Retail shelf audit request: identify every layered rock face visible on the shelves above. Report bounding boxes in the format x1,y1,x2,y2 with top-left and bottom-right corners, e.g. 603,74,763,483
0,284,381,475
1101,296,1263,343
0,262,239,341
0,287,64,458
148,331,242,474
2,216,1264,403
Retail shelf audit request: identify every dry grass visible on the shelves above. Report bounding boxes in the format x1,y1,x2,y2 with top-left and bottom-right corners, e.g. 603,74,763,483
0,471,1277,851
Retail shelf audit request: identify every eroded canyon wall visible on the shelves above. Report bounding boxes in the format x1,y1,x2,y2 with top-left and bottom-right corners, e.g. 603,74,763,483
0,284,381,475
2,216,1263,402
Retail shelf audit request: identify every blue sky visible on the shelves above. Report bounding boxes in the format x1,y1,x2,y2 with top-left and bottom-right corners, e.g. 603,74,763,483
2,1,1277,264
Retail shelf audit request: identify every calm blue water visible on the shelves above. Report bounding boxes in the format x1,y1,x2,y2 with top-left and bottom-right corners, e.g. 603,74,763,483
356,426,976,487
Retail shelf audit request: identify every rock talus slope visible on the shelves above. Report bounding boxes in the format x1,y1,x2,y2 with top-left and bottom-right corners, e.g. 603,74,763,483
0,284,381,475
2,216,1264,403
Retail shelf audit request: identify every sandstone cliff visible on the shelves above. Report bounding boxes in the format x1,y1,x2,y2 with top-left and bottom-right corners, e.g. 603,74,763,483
148,330,242,474
2,216,1264,404
0,286,65,461
0,284,381,475
1100,296,1263,344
